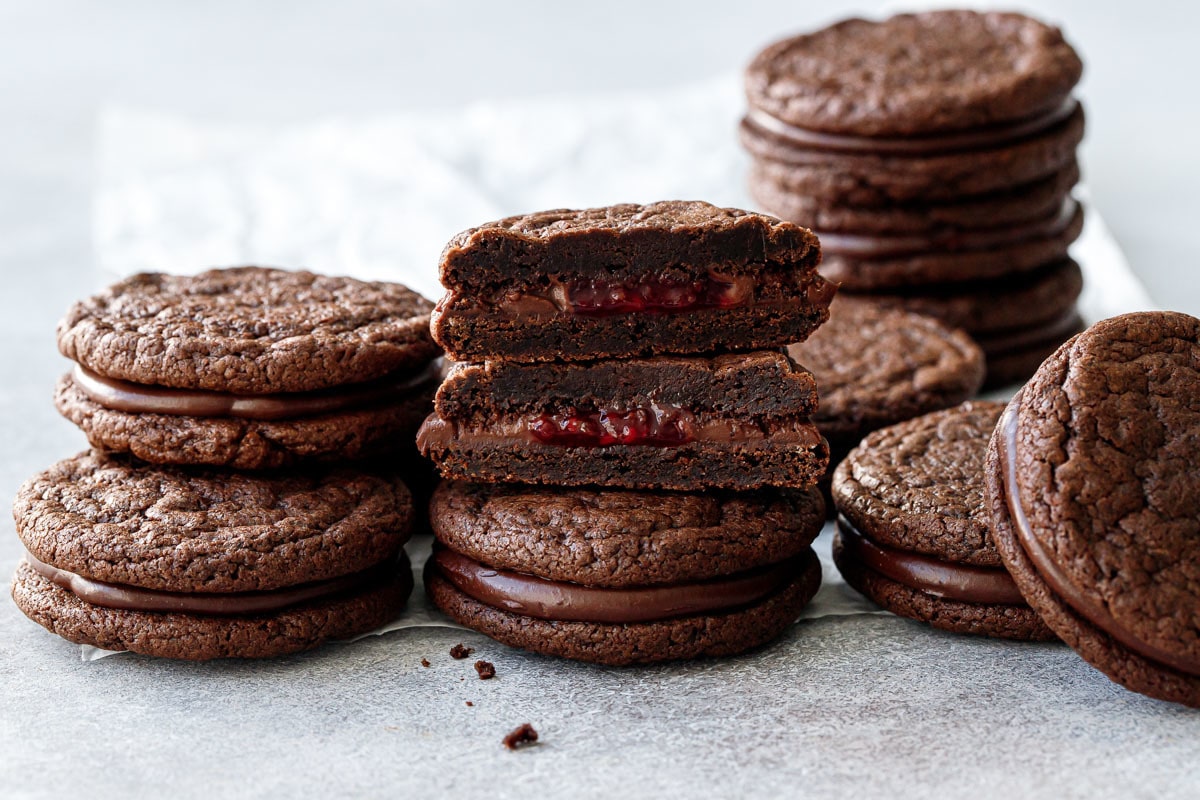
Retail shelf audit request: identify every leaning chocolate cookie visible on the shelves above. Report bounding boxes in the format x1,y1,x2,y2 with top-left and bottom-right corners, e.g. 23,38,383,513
12,451,414,659
54,267,441,468
833,402,1054,641
426,482,824,665
985,312,1200,706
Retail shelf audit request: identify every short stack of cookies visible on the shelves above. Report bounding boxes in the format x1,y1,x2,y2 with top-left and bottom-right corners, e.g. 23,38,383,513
418,200,837,665
741,10,1087,387
827,311,1200,708
12,267,441,659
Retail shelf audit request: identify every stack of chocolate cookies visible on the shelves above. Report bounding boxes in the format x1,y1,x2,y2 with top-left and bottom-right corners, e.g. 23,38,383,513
418,200,837,665
12,267,441,659
741,10,1086,387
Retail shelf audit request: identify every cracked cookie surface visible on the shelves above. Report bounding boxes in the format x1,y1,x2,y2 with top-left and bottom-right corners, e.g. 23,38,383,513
745,10,1082,136
834,401,1006,567
988,312,1200,703
430,482,824,587
14,451,413,592
57,267,438,394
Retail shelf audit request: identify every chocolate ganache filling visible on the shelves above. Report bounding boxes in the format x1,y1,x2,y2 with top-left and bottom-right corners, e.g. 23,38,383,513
72,361,439,421
432,547,811,623
836,516,1026,606
998,399,1200,677
479,270,837,319
743,97,1080,156
24,550,410,616
416,410,824,451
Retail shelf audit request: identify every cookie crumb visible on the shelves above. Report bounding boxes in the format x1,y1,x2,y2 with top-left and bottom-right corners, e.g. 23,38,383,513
503,723,538,750
474,660,496,680
420,658,431,668
466,701,474,707
450,644,474,659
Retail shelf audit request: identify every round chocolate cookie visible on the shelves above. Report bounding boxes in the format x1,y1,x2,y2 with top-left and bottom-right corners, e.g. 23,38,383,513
58,267,439,394
842,259,1083,336
12,451,415,659
426,553,821,666
787,303,984,452
832,402,1054,640
426,482,824,665
816,200,1083,290
53,267,442,468
745,11,1083,137
985,312,1200,706
751,160,1080,236
430,482,824,587
743,106,1084,207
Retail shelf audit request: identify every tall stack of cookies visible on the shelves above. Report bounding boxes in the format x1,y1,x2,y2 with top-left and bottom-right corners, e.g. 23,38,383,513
741,10,1086,387
418,200,836,665
12,268,441,659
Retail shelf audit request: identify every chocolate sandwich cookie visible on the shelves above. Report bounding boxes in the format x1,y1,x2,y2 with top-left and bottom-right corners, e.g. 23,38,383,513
745,11,1082,138
743,105,1084,208
985,312,1200,706
815,199,1083,290
750,161,1081,237
845,259,1083,337
426,481,825,665
786,303,985,454
12,451,415,660
417,351,829,491
54,267,441,469
832,402,1054,640
430,201,834,363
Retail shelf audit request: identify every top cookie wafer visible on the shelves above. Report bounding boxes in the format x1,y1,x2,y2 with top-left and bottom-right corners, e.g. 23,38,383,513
746,10,1082,137
431,201,833,362
57,267,439,395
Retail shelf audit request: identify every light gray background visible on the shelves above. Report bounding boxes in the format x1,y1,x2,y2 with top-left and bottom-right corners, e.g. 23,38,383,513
1,2,1198,798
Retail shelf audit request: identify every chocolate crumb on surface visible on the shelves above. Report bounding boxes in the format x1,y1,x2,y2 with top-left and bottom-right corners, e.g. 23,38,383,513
474,660,496,679
503,723,539,750
450,643,473,659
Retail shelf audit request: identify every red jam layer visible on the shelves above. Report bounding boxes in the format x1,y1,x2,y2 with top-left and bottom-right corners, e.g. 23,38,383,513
529,404,696,447
565,274,752,316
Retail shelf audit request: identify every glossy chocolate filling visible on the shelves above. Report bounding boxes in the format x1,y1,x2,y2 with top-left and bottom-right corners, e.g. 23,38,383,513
836,516,1026,605
818,199,1079,259
999,400,1200,677
743,97,1079,156
24,550,409,616
432,547,807,623
72,361,439,421
416,412,825,452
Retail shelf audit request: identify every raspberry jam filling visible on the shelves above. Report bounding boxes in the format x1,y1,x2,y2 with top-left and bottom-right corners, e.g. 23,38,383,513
564,273,753,316
528,403,696,447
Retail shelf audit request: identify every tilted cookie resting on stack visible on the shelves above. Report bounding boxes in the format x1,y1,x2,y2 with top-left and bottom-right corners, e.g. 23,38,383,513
741,10,1087,387
418,200,836,665
12,267,440,659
